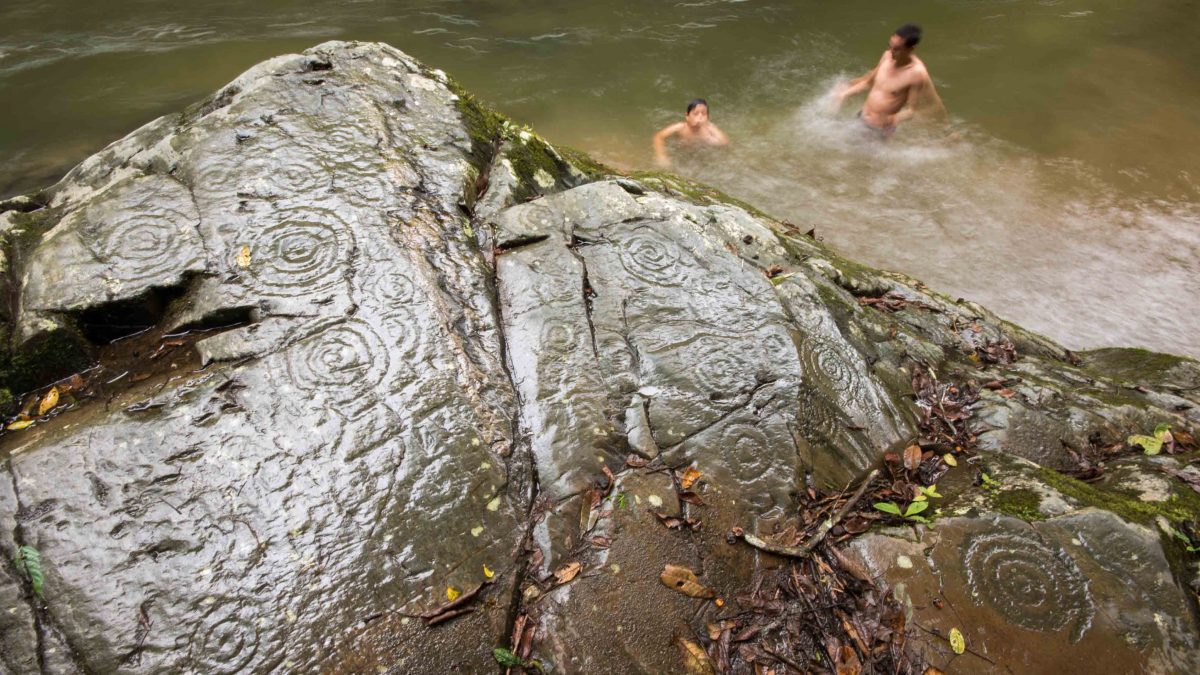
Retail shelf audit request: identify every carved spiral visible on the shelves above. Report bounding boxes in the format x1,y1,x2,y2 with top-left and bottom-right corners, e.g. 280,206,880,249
93,204,200,281
285,320,390,402
189,603,259,674
963,530,1093,641
193,133,328,200
693,337,751,399
619,231,686,286
239,208,353,296
799,336,859,396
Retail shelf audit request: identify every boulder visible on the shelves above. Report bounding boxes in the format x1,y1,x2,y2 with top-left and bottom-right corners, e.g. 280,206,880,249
0,41,1196,673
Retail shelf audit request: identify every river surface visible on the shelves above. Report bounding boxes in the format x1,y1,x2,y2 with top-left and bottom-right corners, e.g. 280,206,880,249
2,0,1198,357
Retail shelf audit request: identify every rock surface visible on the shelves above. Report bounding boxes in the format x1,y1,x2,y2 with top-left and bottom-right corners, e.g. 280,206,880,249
0,41,1196,673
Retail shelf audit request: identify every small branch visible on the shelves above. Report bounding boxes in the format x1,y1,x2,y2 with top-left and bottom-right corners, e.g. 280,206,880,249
739,469,879,558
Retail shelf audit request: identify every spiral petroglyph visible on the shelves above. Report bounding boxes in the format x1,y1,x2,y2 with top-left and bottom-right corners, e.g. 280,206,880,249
91,204,201,281
720,424,772,484
799,336,860,396
361,267,418,306
188,603,260,675
619,230,687,286
192,134,329,200
963,529,1094,641
237,208,354,296
285,320,390,403
693,337,752,399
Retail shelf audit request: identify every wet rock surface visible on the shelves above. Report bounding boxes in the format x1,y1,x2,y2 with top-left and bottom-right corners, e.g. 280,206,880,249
0,41,1197,673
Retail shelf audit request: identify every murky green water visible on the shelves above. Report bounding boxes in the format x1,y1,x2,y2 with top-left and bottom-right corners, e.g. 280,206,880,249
3,0,1198,356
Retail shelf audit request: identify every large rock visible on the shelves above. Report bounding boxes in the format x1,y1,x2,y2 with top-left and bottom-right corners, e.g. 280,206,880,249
0,42,1196,673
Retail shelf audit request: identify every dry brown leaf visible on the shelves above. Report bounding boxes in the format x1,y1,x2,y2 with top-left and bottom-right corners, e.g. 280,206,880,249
923,669,946,675
834,644,862,675
37,387,59,416
902,444,922,472
681,466,702,489
660,564,715,598
553,561,582,585
676,636,716,675
625,454,649,468
678,491,706,506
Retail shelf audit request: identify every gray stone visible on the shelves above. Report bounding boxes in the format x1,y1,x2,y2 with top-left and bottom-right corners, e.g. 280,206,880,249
0,41,1197,674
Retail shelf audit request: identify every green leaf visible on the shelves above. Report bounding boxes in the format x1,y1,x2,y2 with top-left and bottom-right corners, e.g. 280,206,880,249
922,484,942,498
770,273,796,286
615,493,627,509
873,502,902,516
912,494,927,502
1128,434,1163,455
493,647,524,668
1153,423,1171,439
907,514,932,524
904,501,929,517
13,545,43,599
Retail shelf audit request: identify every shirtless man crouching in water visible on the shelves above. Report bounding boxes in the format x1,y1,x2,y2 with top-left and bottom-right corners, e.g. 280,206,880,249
653,98,730,168
832,23,946,139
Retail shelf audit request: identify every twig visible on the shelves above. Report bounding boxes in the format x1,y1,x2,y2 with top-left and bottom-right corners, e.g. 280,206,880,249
415,579,493,621
739,469,879,558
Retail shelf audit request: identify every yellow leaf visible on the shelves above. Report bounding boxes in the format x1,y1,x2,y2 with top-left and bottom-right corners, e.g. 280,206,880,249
483,564,495,579
6,419,33,431
949,627,965,655
675,637,715,675
37,387,59,416
660,564,715,598
553,561,582,584
943,453,957,467
446,586,461,601
681,466,702,489
236,245,252,268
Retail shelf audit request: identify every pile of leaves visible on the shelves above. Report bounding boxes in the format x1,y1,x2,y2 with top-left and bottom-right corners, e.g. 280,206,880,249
705,467,931,674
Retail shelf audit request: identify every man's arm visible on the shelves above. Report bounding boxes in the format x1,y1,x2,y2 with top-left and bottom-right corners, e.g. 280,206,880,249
832,52,885,110
894,73,947,124
653,122,684,167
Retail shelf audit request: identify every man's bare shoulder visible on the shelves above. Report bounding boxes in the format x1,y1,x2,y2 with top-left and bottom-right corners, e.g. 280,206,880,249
656,121,686,136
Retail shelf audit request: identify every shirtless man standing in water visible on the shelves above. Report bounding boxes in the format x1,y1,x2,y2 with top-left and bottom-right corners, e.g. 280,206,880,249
653,99,730,167
832,23,946,138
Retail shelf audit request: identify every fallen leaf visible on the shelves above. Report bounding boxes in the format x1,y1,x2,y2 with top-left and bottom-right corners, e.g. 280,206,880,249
681,466,702,489
236,244,252,268
834,644,861,675
924,669,947,675
37,387,59,416
678,491,706,506
483,565,495,579
676,636,716,675
949,627,965,655
553,561,582,584
6,419,33,431
591,535,612,548
660,564,715,598
942,453,958,467
625,454,649,468
714,598,724,607
1128,434,1163,456
903,444,922,472
997,388,1016,398
446,586,461,601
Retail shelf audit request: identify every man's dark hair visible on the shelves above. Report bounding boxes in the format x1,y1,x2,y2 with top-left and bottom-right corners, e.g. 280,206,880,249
895,23,922,48
686,98,708,114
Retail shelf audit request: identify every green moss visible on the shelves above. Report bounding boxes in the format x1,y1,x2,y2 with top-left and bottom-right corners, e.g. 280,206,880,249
556,145,614,181
503,133,563,189
1037,466,1200,525
1078,347,1196,386
990,488,1047,522
445,78,506,172
627,170,775,220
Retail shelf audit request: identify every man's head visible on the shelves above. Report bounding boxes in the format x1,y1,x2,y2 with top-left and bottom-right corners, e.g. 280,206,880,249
685,99,709,127
890,23,922,59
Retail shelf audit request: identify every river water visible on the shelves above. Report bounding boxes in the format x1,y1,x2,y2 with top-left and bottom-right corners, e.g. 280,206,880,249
2,0,1198,357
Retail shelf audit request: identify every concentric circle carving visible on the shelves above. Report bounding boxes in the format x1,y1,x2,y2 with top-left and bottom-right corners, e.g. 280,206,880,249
963,530,1093,641
238,208,353,296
